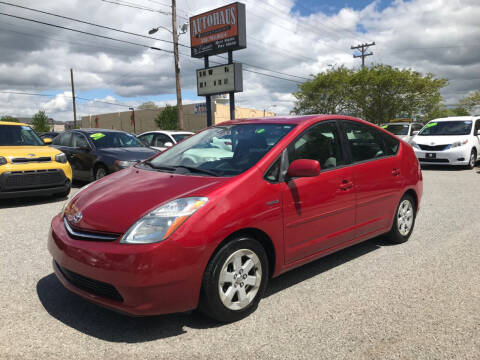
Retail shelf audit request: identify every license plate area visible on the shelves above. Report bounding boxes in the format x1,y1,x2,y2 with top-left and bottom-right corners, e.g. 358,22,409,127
426,153,436,159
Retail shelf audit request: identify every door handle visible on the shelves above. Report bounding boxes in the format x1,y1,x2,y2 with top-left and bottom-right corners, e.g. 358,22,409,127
392,168,400,176
339,179,353,191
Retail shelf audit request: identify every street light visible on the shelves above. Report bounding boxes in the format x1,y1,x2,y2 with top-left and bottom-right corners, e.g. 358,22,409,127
148,20,188,130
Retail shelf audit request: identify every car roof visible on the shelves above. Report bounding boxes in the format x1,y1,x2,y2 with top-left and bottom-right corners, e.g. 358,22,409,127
0,121,29,126
384,122,412,125
217,114,361,126
431,116,478,122
140,130,194,135
72,128,129,134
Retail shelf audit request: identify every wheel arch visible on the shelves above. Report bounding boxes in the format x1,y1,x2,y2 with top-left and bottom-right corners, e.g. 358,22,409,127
207,228,277,279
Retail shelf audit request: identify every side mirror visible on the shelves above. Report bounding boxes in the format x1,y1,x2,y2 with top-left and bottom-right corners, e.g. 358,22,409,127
43,138,52,144
287,159,321,178
412,131,419,135
164,142,173,147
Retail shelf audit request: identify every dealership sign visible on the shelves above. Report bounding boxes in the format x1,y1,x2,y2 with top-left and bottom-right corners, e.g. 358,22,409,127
196,63,243,96
189,2,246,58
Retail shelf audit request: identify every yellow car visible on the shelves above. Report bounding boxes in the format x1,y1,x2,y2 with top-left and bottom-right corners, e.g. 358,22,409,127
0,121,72,199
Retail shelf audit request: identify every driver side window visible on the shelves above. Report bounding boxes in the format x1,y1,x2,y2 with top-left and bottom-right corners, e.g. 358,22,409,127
288,122,345,170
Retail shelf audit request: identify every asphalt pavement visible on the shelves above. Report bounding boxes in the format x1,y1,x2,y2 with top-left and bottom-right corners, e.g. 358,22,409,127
1,167,479,359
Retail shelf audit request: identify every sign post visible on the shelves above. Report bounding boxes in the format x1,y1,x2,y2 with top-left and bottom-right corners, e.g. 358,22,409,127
190,2,246,124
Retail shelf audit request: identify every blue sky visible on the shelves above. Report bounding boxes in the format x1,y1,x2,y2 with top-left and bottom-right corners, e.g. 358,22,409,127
292,0,394,16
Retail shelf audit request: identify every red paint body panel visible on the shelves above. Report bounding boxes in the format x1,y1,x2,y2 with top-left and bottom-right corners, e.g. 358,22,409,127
48,115,423,316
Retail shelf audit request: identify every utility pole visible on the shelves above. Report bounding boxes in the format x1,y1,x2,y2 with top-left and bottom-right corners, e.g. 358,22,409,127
351,42,375,69
171,0,184,130
70,68,77,128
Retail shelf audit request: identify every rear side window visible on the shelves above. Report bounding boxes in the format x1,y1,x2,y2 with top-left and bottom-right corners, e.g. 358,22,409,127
341,121,399,162
139,133,154,146
53,132,72,147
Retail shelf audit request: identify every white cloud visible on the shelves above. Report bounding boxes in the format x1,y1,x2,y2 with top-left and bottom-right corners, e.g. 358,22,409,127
0,0,478,121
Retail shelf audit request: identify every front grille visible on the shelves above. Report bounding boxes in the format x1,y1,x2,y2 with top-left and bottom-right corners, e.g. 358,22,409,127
64,218,120,242
419,158,449,163
1,169,66,190
418,144,448,151
11,157,51,163
56,262,123,302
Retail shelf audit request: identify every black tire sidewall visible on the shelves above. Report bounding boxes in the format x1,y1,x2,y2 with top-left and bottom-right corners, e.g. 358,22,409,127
200,237,269,323
468,149,476,169
389,195,416,244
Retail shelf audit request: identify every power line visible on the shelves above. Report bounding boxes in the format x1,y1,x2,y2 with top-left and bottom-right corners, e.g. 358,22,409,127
351,42,376,68
101,0,189,21
0,2,310,81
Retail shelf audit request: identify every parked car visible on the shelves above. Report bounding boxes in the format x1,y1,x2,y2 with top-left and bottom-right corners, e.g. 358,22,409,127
381,122,424,144
48,115,422,322
0,121,72,199
40,131,61,141
51,129,158,181
137,130,194,151
411,116,480,169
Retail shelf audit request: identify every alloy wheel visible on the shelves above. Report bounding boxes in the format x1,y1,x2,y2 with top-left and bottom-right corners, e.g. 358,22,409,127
397,199,414,236
218,249,262,311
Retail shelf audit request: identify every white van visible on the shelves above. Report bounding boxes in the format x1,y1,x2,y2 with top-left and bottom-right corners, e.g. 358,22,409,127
411,116,480,169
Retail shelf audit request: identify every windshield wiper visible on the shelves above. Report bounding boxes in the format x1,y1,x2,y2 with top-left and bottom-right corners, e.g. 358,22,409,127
142,161,176,172
172,165,220,177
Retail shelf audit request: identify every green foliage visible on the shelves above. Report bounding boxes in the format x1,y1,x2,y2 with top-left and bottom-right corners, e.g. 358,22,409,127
458,91,480,113
138,101,159,110
421,104,470,122
293,65,448,124
0,115,18,122
31,110,51,133
154,105,179,130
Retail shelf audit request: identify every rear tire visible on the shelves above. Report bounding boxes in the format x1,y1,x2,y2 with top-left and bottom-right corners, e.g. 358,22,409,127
387,194,416,244
199,237,269,323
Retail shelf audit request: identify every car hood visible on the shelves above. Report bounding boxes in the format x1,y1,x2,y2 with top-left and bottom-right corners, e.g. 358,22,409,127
0,145,61,159
412,135,469,145
65,166,230,233
96,147,158,161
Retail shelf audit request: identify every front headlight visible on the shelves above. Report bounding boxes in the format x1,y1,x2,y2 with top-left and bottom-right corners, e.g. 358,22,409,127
115,160,136,168
55,153,67,163
121,197,209,244
0,156,7,165
411,141,420,150
447,139,468,149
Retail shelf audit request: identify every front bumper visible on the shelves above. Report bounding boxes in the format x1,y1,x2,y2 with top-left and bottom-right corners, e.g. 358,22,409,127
413,147,470,166
48,214,207,316
0,169,71,199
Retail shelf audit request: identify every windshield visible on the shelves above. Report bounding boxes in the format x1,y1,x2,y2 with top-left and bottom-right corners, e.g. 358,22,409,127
142,124,295,176
172,133,192,142
383,124,409,135
89,131,144,148
418,121,472,136
0,125,44,146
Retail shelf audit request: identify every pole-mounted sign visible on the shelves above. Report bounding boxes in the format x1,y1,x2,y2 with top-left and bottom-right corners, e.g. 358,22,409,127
189,2,246,58
190,2,246,126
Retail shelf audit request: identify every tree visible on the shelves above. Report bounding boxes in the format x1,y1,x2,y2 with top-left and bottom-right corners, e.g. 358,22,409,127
0,115,18,122
138,101,159,110
292,65,448,124
31,110,51,133
458,91,480,113
154,105,178,130
292,66,355,115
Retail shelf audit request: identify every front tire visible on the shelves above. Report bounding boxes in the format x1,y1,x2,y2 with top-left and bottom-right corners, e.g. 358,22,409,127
199,237,269,323
387,194,416,244
94,164,108,180
467,149,476,169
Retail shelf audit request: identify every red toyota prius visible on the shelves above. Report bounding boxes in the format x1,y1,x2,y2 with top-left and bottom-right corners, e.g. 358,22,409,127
48,115,422,322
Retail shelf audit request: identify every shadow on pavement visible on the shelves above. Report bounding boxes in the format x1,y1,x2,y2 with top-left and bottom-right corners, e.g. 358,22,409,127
36,273,220,343
37,236,391,342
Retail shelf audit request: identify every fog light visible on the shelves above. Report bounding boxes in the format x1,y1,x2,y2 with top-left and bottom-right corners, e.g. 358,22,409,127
457,158,465,161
